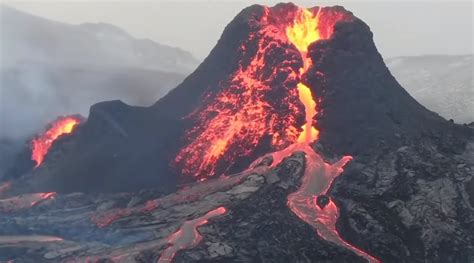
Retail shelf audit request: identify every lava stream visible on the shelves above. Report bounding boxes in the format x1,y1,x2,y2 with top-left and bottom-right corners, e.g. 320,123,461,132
91,165,268,228
286,7,322,144
31,116,81,167
157,207,227,263
287,146,379,263
0,192,56,212
281,8,379,262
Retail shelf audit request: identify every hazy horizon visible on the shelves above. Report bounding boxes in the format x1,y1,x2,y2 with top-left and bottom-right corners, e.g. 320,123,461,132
2,0,473,60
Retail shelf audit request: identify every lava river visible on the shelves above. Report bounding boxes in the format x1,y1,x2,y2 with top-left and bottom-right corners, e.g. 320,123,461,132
158,207,227,263
282,7,380,263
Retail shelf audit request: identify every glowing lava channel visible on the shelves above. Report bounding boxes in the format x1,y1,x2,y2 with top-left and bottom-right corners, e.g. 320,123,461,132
157,207,227,263
286,145,379,263
31,116,81,168
286,8,322,144
282,8,380,263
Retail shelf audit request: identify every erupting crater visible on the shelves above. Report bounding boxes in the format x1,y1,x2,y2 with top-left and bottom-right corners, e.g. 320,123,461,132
31,116,82,168
173,6,351,179
167,5,379,263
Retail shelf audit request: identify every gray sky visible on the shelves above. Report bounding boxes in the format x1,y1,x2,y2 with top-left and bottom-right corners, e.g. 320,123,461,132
2,0,473,59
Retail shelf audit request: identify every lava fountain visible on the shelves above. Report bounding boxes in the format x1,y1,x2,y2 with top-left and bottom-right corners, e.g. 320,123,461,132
31,116,81,168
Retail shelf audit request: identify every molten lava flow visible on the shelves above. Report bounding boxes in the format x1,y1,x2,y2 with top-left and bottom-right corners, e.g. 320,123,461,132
285,147,380,263
0,192,56,212
31,116,81,168
286,8,321,72
282,7,379,262
296,83,319,143
286,8,323,143
158,207,227,263
251,142,379,263
91,165,269,228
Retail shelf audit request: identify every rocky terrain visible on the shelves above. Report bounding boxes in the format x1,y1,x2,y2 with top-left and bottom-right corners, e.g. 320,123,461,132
1,132,473,262
1,3,473,263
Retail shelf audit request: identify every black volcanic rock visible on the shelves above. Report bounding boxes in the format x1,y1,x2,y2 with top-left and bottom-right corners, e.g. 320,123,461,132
7,101,182,194
1,134,472,262
304,16,464,156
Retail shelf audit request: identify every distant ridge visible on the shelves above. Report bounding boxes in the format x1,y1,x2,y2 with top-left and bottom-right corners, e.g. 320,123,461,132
386,54,473,123
0,4,199,73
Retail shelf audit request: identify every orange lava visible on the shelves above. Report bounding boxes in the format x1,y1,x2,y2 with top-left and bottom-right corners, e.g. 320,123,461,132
284,148,380,263
158,207,227,263
282,7,380,262
296,83,319,143
285,8,322,143
174,19,302,178
174,7,349,178
286,8,322,72
31,116,81,168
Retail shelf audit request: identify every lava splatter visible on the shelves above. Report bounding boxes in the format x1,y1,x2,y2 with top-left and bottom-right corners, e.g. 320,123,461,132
31,116,81,168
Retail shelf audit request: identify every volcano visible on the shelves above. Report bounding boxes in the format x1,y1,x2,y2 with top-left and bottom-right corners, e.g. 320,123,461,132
2,3,473,263
6,3,459,195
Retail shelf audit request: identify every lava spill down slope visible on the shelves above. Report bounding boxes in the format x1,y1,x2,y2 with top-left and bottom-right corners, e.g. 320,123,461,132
6,3,454,196
31,116,82,168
